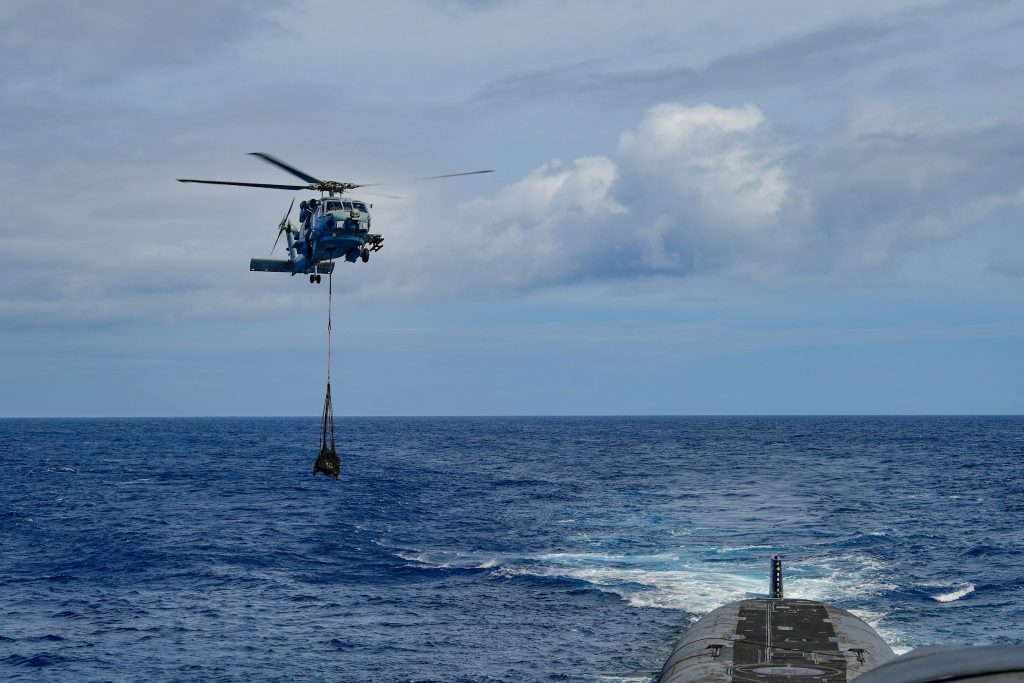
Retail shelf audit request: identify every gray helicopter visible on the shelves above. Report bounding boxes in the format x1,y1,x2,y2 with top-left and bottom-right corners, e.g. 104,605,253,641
178,153,493,283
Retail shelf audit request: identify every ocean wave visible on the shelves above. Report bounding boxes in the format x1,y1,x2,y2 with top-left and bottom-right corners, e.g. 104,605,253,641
394,549,510,571
4,652,72,668
932,583,975,602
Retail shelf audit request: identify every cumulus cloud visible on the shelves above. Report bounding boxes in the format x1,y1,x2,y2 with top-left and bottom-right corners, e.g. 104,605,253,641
365,100,1024,298
615,103,795,269
618,103,787,223
367,102,795,296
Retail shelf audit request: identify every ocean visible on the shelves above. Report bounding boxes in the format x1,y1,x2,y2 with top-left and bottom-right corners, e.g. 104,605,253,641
2,416,1022,681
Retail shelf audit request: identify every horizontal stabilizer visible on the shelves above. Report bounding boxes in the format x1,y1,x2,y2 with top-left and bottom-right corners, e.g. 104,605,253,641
250,258,293,273
249,258,336,275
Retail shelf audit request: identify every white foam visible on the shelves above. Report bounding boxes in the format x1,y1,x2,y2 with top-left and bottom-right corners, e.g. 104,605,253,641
849,608,912,655
501,547,907,652
709,544,774,554
395,549,508,571
784,556,896,603
501,551,766,614
397,545,912,652
933,583,975,603
539,551,679,565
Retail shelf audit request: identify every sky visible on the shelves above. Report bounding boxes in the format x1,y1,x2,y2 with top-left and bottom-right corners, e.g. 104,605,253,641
1,0,1022,416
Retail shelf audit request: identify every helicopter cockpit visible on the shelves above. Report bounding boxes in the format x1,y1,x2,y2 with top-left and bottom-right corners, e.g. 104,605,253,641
327,198,368,211
321,199,369,214
310,197,371,233
298,197,372,232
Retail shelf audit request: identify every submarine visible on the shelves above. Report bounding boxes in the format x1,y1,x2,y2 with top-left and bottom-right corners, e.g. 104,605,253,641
656,556,1024,682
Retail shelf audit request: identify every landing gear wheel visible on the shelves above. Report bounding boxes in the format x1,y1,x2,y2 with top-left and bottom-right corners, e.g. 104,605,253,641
361,248,370,263
309,274,316,284
315,274,322,284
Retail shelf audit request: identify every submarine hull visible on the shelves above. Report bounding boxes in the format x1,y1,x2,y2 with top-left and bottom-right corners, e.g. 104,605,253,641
656,557,1024,682
657,598,894,683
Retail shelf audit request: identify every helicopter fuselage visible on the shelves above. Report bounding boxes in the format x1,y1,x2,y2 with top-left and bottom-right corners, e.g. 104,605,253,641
250,194,384,280
297,196,375,260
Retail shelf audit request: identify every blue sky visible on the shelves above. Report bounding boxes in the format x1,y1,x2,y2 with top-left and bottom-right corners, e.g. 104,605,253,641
1,0,1022,416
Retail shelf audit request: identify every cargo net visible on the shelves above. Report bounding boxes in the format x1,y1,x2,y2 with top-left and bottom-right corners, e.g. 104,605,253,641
313,272,341,479
313,381,340,479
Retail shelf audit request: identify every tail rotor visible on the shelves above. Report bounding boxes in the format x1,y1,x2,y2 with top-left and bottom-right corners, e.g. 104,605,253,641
271,197,296,255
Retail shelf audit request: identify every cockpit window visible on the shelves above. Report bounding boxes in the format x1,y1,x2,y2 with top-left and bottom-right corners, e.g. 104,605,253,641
317,199,367,214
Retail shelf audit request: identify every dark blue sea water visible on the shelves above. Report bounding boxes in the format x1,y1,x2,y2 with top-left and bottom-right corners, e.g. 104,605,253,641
2,417,1023,681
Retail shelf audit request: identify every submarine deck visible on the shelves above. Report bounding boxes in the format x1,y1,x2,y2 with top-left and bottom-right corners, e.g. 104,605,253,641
657,598,893,683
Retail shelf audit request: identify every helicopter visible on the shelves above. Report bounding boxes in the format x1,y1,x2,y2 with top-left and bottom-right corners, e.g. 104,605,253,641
178,153,493,283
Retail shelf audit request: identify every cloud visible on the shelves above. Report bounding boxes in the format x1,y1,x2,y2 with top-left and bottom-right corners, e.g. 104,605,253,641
364,101,1024,298
2,1,1022,333
474,17,895,106
796,114,1024,274
2,98,1020,330
369,102,794,296
988,250,1024,278
379,156,626,293
617,103,789,239
0,0,283,88
473,0,1015,108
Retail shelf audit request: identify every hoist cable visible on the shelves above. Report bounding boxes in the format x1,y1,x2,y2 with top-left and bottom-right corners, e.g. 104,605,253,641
325,270,334,451
327,270,332,385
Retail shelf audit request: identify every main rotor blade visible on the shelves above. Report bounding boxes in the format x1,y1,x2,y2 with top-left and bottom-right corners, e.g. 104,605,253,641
178,179,308,190
248,152,323,185
357,169,494,188
361,191,405,199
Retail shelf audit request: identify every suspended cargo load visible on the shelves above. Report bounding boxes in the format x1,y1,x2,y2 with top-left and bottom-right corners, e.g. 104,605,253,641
313,381,340,479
